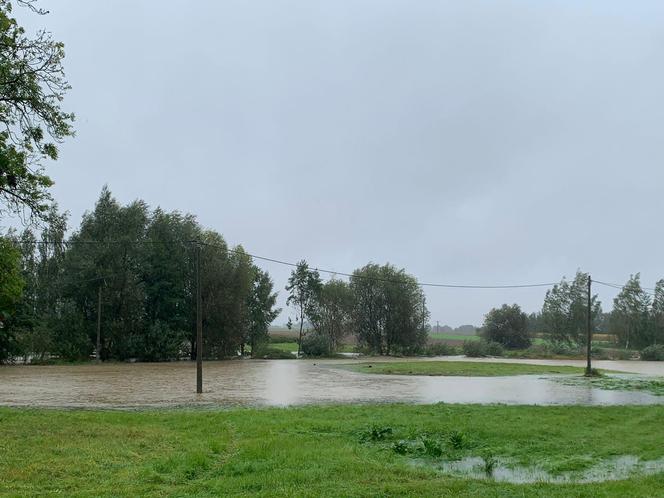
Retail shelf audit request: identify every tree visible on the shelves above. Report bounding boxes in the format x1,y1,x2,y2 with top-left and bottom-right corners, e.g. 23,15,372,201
482,304,530,349
2,187,282,363
541,270,601,344
652,280,664,345
142,209,200,360
0,1,74,219
245,267,280,357
350,263,428,355
9,206,67,360
308,279,353,351
526,311,543,336
286,261,322,357
0,235,23,360
63,188,149,360
200,238,254,359
610,274,652,349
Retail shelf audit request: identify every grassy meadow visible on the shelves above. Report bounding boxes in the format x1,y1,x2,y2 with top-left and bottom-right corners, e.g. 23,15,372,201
2,404,664,496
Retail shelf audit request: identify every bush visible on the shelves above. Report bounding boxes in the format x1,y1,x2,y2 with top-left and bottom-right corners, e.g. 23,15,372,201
641,345,664,361
420,436,444,457
549,341,579,356
463,340,487,357
422,343,458,356
462,340,504,357
614,349,634,360
301,333,332,357
485,341,504,356
448,430,470,450
358,425,393,442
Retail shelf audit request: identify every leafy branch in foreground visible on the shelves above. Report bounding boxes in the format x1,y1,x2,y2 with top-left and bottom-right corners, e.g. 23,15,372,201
0,0,74,221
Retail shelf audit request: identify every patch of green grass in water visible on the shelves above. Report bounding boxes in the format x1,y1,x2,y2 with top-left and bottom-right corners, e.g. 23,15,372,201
2,405,664,496
556,375,664,396
345,360,597,377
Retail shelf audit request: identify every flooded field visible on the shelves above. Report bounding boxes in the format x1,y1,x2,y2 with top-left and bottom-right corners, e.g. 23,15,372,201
2,357,664,408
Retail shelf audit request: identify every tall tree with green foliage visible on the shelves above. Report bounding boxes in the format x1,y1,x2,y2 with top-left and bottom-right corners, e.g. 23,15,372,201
541,270,601,344
10,206,67,360
245,267,280,356
350,263,428,355
200,237,254,358
142,209,200,360
63,187,149,360
610,274,652,349
0,0,74,220
286,261,322,357
0,235,23,360
308,279,353,352
482,303,530,349
652,279,664,346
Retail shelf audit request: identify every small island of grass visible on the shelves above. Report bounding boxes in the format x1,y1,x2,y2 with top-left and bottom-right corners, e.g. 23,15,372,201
347,360,598,377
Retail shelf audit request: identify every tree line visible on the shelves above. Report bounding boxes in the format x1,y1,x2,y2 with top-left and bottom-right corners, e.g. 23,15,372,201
0,188,280,362
0,189,430,362
481,270,664,352
285,261,429,357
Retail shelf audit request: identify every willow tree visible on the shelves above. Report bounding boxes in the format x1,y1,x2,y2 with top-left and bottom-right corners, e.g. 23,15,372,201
610,274,651,349
541,270,601,345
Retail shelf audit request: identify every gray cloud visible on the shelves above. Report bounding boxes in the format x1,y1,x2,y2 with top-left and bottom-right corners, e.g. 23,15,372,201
18,0,664,325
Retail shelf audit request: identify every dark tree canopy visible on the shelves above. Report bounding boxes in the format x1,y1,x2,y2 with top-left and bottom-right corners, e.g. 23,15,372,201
2,188,281,362
350,263,428,355
482,303,530,350
0,235,22,360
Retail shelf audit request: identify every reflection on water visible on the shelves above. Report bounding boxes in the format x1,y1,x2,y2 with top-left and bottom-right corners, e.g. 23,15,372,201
437,455,664,483
1,358,663,408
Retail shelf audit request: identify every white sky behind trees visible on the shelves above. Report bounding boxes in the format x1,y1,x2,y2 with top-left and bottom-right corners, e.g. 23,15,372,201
12,0,664,326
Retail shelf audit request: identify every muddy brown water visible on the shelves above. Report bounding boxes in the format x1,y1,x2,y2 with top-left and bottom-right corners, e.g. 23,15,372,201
1,357,664,408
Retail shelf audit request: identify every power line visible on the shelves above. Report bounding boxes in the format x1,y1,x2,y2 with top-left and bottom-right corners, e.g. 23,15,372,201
594,279,657,297
199,241,558,289
15,237,661,292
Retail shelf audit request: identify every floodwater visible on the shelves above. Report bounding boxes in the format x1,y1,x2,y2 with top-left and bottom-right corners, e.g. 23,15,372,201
436,455,664,484
2,357,664,408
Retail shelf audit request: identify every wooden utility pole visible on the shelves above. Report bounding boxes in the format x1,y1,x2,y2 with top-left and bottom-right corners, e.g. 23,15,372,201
96,284,102,362
196,242,203,394
586,275,592,375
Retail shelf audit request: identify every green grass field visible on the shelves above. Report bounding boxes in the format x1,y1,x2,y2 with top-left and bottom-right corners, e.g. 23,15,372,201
429,333,480,341
269,341,299,352
267,342,357,355
346,360,593,376
1,404,664,496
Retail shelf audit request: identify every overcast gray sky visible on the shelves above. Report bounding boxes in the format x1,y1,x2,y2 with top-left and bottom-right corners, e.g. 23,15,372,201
17,0,664,326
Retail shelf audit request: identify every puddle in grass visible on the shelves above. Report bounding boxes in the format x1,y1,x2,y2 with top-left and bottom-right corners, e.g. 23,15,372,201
433,455,664,484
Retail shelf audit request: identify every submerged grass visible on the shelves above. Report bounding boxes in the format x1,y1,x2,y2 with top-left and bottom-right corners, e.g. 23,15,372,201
345,360,594,376
555,375,664,396
1,404,664,496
